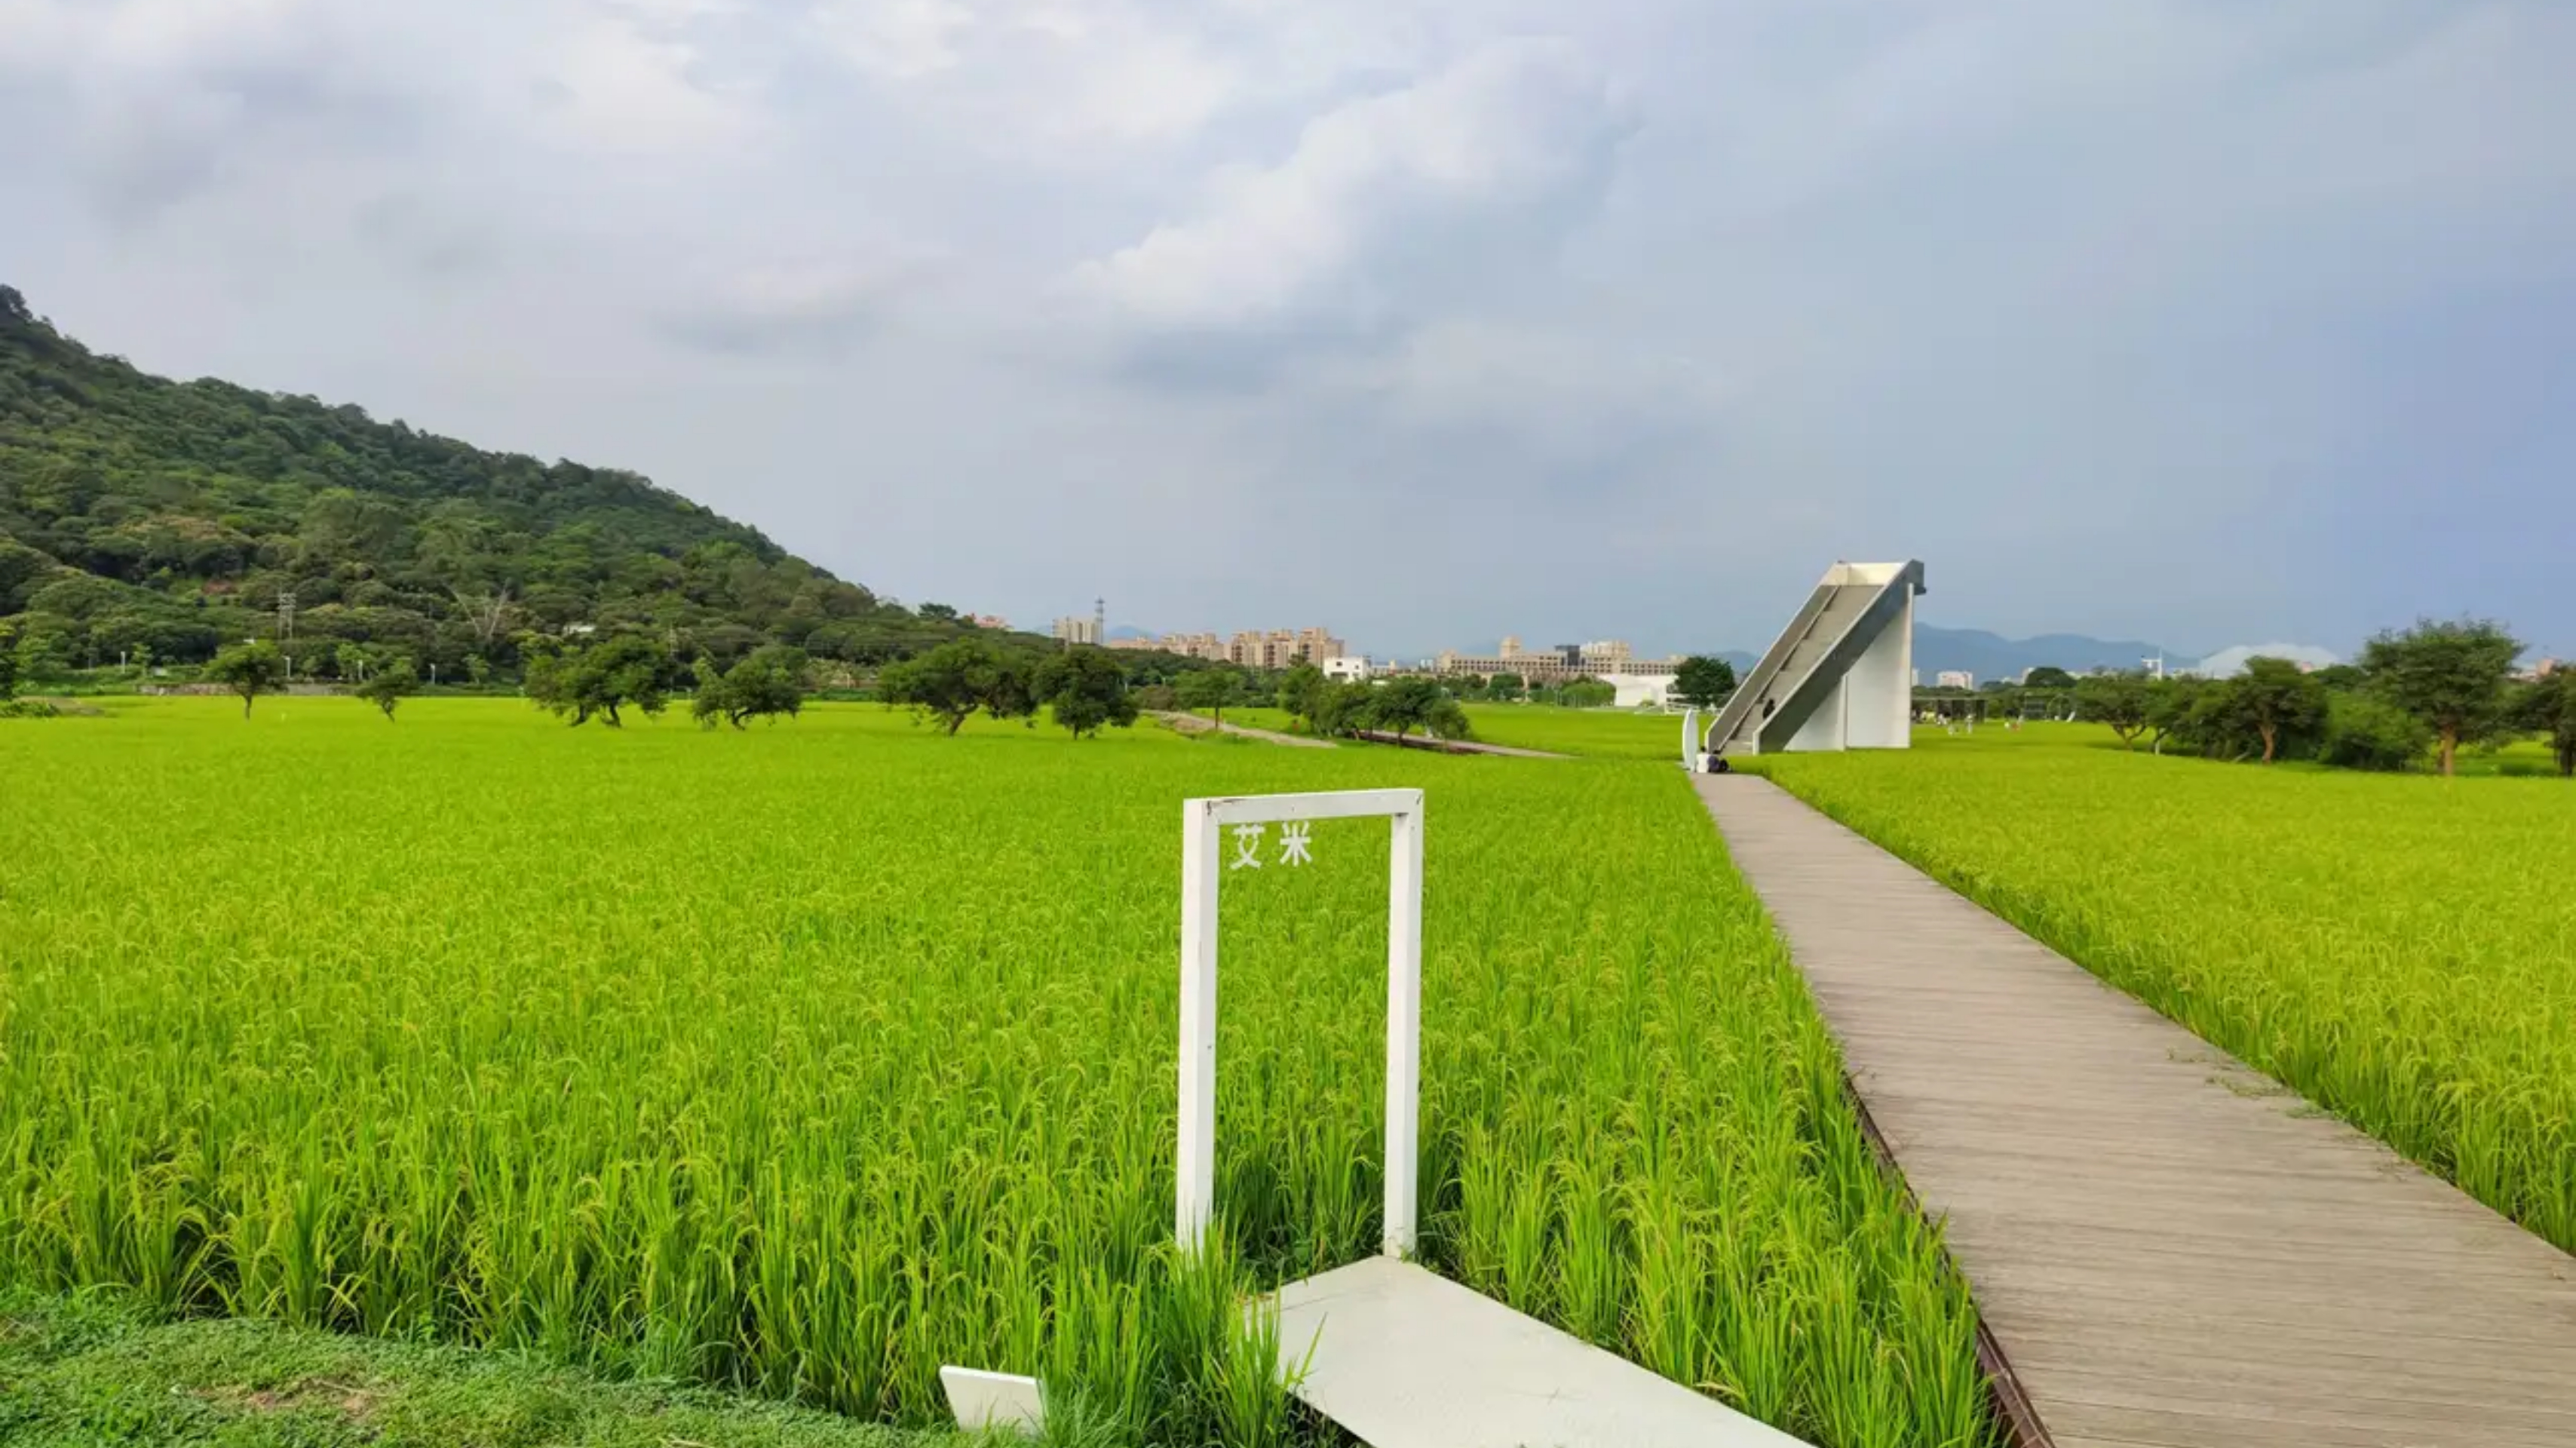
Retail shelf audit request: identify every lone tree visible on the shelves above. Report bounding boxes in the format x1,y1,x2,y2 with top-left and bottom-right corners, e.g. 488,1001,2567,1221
1672,655,1740,710
2515,667,2576,778
1033,646,1138,738
2075,672,2155,748
1175,667,1243,728
1276,661,1329,732
1365,676,1471,744
2360,618,2523,777
1311,680,1378,738
2024,665,2078,689
881,637,1034,735
2227,656,2329,763
1487,671,1523,702
205,641,289,718
694,645,808,729
356,658,421,720
524,634,677,728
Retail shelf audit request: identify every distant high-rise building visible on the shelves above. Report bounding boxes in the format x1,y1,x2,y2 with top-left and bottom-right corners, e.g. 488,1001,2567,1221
1053,615,1102,646
1222,627,1347,670
1432,636,1679,680
1936,670,1976,689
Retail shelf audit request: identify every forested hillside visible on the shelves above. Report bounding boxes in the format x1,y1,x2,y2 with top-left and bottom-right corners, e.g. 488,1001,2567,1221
0,285,1010,679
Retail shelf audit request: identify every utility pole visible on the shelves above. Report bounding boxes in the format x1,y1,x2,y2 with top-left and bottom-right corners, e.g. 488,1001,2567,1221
278,591,298,683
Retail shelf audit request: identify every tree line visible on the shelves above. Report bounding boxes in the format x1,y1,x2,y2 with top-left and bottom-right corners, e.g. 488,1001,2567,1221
874,642,1476,745
2060,619,2572,778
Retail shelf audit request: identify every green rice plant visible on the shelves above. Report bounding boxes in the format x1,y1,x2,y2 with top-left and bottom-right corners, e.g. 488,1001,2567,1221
0,697,1995,1446
1458,704,1682,759
1759,726,2576,1253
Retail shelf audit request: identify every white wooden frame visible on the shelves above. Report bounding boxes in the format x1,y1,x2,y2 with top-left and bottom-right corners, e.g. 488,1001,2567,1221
1178,788,1425,1259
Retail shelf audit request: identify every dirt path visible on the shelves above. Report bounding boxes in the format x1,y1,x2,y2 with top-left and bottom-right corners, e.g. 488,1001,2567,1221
1152,712,1337,749
1350,731,1569,759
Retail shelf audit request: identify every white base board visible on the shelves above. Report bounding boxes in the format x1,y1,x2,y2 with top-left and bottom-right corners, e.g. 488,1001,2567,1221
939,1365,1044,1435
1262,1257,1811,1447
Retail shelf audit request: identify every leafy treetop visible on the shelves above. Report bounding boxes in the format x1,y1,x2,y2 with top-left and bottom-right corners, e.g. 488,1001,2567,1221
2359,618,2523,777
355,658,419,720
880,637,1036,736
1672,655,1738,710
523,635,679,728
1032,646,1138,738
203,640,287,718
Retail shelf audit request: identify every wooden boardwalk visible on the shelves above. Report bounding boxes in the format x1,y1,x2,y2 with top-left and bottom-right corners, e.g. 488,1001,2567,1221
1694,775,2576,1448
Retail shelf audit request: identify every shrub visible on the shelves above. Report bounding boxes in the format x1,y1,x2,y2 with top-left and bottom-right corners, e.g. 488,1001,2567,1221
2318,692,2431,772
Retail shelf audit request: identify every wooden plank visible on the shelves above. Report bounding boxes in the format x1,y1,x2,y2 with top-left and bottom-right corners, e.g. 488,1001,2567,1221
1693,775,2576,1448
1263,1257,1808,1447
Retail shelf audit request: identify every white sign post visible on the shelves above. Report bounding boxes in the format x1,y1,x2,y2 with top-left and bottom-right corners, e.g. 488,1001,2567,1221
1178,788,1425,1260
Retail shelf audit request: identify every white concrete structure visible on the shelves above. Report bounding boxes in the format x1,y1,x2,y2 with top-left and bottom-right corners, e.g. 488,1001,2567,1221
1700,560,1924,765
1322,655,1374,682
1606,673,1676,708
1936,670,1975,689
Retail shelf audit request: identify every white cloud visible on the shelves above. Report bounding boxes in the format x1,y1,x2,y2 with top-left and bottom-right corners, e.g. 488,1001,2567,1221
1072,38,1622,329
2194,644,2343,678
661,251,937,355
1033,17,1237,143
7,2,2572,657
809,0,1247,144
811,0,973,81
544,12,756,154
1304,317,1722,443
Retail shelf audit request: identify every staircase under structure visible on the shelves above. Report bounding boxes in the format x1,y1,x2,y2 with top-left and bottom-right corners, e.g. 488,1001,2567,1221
1701,560,1924,763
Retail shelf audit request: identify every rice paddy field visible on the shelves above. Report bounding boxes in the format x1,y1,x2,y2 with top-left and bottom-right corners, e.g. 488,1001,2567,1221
1757,724,2576,1253
0,698,1996,1448
1458,705,1679,760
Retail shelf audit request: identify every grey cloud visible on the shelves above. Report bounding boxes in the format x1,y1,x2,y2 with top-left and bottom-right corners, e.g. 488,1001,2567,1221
5,0,2572,658
659,302,883,360
656,255,935,358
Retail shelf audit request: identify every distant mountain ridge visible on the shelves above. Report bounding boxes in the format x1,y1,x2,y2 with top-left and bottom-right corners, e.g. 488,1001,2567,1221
0,284,1025,673
1910,625,2182,682
1679,627,2177,685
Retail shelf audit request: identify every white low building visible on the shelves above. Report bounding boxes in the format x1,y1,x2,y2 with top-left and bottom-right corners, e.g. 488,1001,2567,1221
1606,673,1676,708
1323,655,1375,682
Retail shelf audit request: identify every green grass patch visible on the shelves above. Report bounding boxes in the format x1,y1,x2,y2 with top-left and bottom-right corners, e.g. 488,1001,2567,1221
0,1287,973,1447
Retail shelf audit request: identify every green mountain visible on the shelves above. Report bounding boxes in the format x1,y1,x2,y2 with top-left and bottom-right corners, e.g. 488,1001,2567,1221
0,285,1014,679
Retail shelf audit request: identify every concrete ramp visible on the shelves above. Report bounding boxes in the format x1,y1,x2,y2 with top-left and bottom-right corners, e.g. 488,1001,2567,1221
1264,1257,1808,1447
1705,560,1923,759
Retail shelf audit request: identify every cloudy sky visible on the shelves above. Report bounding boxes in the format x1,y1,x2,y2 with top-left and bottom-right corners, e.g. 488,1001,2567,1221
5,0,2570,661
